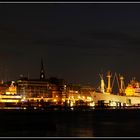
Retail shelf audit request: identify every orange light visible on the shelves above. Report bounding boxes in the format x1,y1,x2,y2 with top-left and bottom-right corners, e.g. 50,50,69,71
125,85,135,96
53,99,57,102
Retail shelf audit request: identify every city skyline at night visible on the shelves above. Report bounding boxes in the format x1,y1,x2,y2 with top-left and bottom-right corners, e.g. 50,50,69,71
0,2,140,88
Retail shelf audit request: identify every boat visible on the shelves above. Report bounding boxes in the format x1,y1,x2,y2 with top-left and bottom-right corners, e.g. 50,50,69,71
90,71,140,108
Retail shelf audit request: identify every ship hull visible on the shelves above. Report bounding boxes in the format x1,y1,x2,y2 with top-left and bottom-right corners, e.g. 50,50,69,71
91,92,140,106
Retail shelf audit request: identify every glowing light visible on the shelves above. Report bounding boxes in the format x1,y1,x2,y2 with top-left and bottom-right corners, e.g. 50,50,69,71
70,102,73,106
70,107,74,110
89,102,95,107
87,96,92,101
109,101,116,107
125,85,135,96
21,96,27,102
53,99,57,102
0,95,21,99
82,96,85,99
0,99,19,103
78,95,81,99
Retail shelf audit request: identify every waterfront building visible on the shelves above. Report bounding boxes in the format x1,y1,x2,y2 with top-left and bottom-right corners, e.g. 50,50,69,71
5,81,17,95
16,59,65,103
63,84,95,106
0,81,8,95
16,77,51,98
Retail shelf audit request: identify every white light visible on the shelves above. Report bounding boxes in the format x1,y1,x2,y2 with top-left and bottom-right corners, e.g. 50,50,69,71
70,102,74,107
70,107,74,110
89,102,95,107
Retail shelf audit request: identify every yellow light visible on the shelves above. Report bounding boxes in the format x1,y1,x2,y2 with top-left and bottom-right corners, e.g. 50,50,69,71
125,85,135,96
0,95,21,99
5,92,11,95
53,99,57,102
82,96,85,99
89,102,95,107
70,102,73,107
0,99,19,103
109,101,116,107
87,96,92,101
78,95,81,99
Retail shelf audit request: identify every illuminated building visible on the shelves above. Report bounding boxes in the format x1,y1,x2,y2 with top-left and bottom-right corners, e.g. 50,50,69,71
0,81,8,95
5,81,17,95
16,59,64,102
63,84,95,106
16,78,51,98
0,81,22,105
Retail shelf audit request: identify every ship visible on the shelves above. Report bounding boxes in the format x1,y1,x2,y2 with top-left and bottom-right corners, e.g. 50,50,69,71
90,71,140,108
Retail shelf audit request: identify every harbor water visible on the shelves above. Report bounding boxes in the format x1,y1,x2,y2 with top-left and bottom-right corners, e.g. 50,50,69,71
0,108,140,137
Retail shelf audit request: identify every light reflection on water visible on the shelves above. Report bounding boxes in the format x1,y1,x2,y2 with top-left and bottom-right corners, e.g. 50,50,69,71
0,109,140,137
55,124,94,137
0,107,26,110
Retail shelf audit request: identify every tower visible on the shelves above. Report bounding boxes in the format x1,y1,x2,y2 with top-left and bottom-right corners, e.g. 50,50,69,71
40,58,46,80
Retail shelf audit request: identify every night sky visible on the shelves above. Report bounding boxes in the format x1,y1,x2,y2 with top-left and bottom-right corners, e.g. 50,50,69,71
0,3,140,88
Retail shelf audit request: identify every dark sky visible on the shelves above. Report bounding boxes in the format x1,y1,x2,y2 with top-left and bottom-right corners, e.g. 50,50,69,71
0,2,140,88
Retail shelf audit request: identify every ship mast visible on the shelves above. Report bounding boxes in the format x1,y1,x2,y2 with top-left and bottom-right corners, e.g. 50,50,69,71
119,75,125,95
106,71,112,93
99,74,105,93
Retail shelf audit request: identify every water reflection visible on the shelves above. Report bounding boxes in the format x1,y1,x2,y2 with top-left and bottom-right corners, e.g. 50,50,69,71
0,107,26,110
0,109,140,137
56,124,94,137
